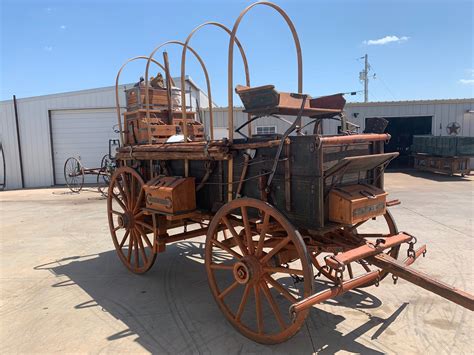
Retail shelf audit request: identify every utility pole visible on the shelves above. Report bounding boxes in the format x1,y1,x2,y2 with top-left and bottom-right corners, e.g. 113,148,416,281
359,54,371,102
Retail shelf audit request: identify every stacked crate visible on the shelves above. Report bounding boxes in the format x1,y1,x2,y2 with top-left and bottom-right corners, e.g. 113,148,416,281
124,86,205,145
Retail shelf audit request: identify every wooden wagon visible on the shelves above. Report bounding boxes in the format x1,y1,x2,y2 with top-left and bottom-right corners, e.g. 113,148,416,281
106,2,473,344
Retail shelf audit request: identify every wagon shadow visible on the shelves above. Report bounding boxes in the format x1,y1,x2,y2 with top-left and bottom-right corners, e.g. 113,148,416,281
35,241,403,354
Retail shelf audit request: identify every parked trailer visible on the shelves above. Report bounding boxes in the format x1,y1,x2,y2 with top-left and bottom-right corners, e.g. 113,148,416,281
105,2,474,344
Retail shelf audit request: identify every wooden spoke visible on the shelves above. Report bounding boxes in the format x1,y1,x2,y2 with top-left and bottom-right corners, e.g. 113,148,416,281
260,281,286,331
255,212,270,257
135,220,154,231
241,207,253,255
119,230,130,249
127,236,134,262
133,187,144,214
112,225,121,233
134,230,139,268
111,192,127,211
235,284,251,321
260,236,291,264
264,266,304,276
222,216,248,256
111,210,122,216
218,281,239,300
130,173,136,210
264,274,297,303
115,178,130,209
209,263,234,271
254,284,263,334
136,225,153,249
135,229,148,265
212,239,242,260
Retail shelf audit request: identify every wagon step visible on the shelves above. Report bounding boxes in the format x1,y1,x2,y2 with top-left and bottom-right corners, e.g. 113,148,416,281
325,232,413,270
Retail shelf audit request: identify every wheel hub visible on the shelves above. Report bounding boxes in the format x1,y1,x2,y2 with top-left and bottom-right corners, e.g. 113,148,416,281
233,256,263,285
117,212,134,229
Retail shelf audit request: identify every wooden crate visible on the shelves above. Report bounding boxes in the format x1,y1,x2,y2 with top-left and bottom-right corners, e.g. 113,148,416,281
173,118,205,140
328,184,387,225
125,87,168,110
144,176,196,214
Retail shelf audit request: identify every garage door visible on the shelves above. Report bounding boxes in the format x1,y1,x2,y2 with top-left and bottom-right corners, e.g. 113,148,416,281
51,109,119,185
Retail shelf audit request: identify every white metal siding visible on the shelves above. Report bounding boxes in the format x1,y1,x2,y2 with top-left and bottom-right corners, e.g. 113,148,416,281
323,101,474,136
0,86,127,189
0,101,22,189
51,109,119,184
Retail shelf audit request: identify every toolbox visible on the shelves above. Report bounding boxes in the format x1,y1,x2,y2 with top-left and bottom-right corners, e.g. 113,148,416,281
144,176,196,214
328,184,387,224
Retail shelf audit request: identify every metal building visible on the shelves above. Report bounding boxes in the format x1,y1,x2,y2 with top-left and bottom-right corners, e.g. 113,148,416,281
0,77,209,190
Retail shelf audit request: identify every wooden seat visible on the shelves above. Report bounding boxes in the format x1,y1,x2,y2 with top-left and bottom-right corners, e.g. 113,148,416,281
235,84,345,118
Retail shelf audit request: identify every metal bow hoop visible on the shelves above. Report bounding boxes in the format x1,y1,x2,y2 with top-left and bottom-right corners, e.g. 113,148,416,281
181,22,252,140
115,56,168,145
144,40,212,145
227,1,303,142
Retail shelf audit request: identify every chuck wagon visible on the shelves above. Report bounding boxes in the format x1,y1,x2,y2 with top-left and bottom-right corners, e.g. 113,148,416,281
107,2,473,344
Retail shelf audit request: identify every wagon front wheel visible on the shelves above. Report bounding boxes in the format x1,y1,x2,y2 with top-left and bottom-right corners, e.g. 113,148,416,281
205,198,314,344
107,167,156,274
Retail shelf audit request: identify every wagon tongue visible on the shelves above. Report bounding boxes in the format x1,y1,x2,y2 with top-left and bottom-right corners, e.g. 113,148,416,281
289,233,474,317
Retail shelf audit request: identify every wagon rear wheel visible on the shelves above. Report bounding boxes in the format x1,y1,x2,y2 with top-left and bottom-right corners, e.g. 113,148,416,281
107,167,156,274
64,157,84,193
205,198,314,344
310,210,399,287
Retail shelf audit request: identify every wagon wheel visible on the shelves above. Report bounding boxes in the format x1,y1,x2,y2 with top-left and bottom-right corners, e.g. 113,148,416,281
107,166,156,273
97,154,115,196
310,210,399,287
205,198,314,344
64,157,84,193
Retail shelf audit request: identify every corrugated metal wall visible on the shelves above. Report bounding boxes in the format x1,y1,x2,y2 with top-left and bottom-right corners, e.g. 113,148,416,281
0,87,127,189
323,100,474,136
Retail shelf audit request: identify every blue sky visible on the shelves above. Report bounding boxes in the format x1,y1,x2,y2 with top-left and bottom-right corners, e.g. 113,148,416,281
1,0,473,104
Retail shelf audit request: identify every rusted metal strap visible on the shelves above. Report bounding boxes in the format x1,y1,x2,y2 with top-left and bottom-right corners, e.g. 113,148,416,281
326,232,413,270
290,271,380,317
369,253,474,311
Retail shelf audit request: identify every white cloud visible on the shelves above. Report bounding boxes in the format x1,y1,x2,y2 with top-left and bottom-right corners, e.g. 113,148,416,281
60,25,67,30
459,79,474,85
44,46,53,52
363,35,409,46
